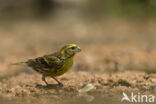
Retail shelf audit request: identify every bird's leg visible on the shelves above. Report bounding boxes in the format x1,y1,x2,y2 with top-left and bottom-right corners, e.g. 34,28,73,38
51,76,63,86
42,75,49,85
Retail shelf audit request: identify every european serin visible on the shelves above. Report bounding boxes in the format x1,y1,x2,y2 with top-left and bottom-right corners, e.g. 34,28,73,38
13,44,81,86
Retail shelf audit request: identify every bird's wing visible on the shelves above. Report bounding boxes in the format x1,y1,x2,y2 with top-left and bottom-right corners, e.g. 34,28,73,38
37,55,61,68
27,53,63,72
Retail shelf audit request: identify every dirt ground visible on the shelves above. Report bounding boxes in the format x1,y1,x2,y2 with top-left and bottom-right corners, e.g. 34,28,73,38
0,70,156,96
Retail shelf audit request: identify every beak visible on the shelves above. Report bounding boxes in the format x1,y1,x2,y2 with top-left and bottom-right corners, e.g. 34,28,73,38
76,46,81,52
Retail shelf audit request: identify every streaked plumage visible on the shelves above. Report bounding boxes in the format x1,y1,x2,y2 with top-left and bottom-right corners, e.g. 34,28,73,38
13,44,81,86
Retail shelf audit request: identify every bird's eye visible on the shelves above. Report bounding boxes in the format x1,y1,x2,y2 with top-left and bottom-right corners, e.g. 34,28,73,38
71,47,76,50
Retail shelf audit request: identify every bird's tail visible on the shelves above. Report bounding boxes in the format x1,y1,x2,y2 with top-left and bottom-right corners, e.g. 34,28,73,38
11,62,28,66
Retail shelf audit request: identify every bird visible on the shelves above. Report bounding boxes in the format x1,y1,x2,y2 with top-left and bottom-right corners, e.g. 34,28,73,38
13,44,81,86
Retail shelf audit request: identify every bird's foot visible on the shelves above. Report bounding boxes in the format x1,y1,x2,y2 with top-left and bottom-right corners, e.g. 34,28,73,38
45,83,50,87
58,82,64,87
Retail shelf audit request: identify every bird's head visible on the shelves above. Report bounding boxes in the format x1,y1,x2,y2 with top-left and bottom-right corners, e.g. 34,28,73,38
59,44,81,58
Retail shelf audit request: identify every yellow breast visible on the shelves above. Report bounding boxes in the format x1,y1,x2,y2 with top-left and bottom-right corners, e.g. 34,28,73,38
51,57,73,76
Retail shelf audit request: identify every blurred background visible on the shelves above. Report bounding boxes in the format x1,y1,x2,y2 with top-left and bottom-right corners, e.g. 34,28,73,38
1,1,156,103
1,0,156,76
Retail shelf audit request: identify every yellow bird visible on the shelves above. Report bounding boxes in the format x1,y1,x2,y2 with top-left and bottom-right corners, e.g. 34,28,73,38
13,44,81,86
